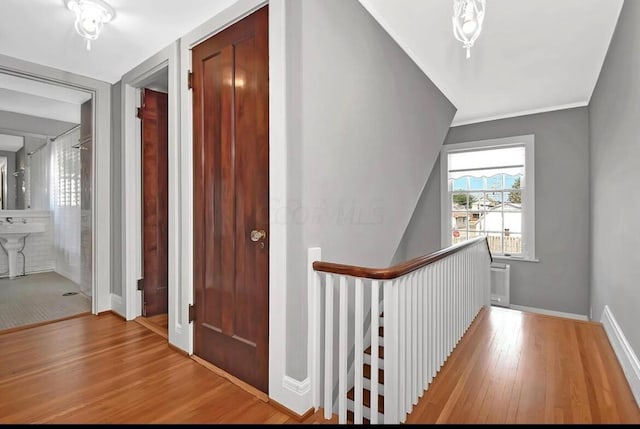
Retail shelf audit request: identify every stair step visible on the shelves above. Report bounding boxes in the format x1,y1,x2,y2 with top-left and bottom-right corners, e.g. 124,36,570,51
347,400,385,423
363,363,385,384
363,353,384,369
347,387,385,413
363,377,385,394
347,409,370,425
364,345,384,359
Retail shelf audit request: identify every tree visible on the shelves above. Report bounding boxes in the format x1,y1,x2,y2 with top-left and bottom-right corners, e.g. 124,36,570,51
508,178,521,203
453,193,476,208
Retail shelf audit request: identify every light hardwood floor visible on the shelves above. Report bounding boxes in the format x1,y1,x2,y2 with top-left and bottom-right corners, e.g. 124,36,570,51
0,307,638,424
404,307,640,424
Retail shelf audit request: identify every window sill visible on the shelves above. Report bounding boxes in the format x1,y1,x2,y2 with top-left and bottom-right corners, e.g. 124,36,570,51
493,255,540,263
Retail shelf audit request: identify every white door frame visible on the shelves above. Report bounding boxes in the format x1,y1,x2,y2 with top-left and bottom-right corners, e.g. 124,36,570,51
0,53,111,314
179,0,304,414
120,42,182,348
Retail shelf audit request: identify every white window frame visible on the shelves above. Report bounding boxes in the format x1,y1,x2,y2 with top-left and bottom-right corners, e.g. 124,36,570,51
440,134,536,261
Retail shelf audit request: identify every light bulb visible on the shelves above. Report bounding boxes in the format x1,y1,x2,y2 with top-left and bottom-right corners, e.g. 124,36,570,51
462,19,477,34
81,18,98,33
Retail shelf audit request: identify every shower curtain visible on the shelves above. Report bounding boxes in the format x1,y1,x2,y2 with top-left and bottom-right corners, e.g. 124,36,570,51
50,129,81,285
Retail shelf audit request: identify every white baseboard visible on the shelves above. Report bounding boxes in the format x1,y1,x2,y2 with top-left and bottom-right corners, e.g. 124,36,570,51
279,376,312,416
509,304,589,321
601,305,640,407
110,294,125,317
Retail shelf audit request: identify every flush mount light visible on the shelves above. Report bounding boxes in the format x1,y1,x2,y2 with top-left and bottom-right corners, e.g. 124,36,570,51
452,0,486,59
66,0,115,51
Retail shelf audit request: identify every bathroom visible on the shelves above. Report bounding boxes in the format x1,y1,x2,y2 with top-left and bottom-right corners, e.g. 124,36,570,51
0,71,93,331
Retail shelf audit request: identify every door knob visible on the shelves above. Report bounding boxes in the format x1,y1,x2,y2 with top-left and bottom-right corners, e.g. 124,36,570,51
250,229,266,242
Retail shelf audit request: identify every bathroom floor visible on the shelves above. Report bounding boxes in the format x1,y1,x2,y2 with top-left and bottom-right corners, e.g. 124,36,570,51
0,271,90,332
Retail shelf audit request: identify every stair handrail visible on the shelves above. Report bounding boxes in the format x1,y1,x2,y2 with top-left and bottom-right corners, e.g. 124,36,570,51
313,236,492,279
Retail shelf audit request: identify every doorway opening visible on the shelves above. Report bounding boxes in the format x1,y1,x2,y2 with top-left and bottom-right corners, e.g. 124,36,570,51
0,70,95,333
134,67,169,339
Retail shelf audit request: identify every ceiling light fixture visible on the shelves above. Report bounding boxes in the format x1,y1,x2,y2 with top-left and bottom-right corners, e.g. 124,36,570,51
66,0,115,51
452,0,486,59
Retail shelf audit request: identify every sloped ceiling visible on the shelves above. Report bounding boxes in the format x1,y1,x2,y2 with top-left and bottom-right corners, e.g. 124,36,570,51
359,0,623,125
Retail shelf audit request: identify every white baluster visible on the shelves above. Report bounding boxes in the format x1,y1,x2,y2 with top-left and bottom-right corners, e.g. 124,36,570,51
354,278,364,424
427,263,438,384
447,258,452,356
370,280,380,424
453,254,457,343
384,279,398,424
412,271,418,405
464,250,469,329
437,261,443,370
398,277,404,422
418,268,424,396
338,276,348,424
324,274,334,420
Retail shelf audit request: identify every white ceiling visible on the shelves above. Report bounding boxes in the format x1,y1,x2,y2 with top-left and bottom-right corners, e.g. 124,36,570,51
360,0,623,125
0,0,238,83
0,134,24,152
0,1,624,124
0,71,89,123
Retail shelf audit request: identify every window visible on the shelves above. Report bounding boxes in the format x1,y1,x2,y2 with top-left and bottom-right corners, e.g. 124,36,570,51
441,135,535,260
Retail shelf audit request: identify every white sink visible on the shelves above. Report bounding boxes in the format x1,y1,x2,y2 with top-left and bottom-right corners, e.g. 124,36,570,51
0,222,45,237
0,222,45,279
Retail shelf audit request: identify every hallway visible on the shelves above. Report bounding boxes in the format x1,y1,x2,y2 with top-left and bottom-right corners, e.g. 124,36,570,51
0,307,637,423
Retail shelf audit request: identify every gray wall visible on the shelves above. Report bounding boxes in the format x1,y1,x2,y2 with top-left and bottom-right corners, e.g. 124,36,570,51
392,154,442,264
286,0,456,379
589,0,640,354
396,107,591,316
110,82,122,297
0,110,76,138
0,150,17,209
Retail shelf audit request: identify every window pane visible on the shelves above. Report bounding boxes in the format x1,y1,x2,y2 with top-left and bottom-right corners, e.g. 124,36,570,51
506,189,521,205
469,211,482,233
487,233,503,254
452,213,468,230
469,192,484,210
469,176,484,191
481,210,503,233
504,233,522,255
453,177,468,191
452,192,470,209
487,174,503,190
503,211,522,235
505,174,523,189
486,192,501,207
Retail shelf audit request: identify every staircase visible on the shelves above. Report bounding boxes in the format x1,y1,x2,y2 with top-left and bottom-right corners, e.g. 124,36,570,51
310,237,493,424
347,319,385,424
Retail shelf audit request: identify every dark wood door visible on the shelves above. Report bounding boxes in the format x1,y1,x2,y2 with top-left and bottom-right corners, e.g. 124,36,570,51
141,88,169,316
192,6,269,393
